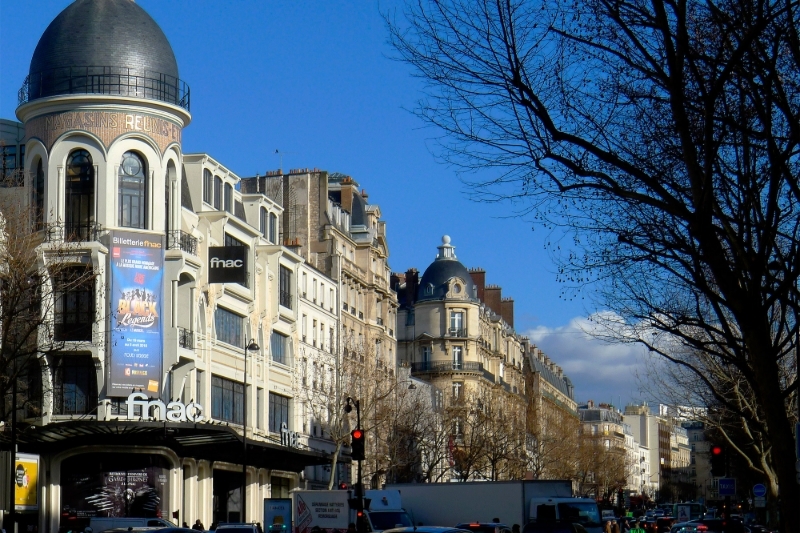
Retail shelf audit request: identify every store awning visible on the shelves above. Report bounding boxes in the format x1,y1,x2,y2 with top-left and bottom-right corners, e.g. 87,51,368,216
2,419,335,472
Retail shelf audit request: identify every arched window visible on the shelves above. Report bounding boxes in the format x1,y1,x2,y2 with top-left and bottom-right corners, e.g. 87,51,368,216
118,151,147,228
260,207,268,236
65,149,94,240
269,212,277,243
224,183,233,213
203,168,213,204
32,158,45,230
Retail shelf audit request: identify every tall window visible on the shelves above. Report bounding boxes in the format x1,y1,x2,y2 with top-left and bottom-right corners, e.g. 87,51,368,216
211,375,243,424
118,151,147,228
52,354,97,415
215,307,243,348
203,169,213,204
224,233,249,287
422,346,431,365
260,207,268,236
269,393,290,433
450,311,464,335
213,176,222,210
279,265,292,309
224,183,233,213
32,159,45,229
452,346,463,369
54,266,94,341
65,149,94,240
271,476,290,498
269,213,277,243
271,331,289,365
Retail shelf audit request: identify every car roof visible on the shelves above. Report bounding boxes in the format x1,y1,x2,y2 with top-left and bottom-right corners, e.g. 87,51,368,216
383,528,471,533
455,524,510,529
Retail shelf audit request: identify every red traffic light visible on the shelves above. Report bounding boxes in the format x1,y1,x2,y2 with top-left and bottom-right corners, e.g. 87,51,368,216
711,445,723,455
352,429,363,440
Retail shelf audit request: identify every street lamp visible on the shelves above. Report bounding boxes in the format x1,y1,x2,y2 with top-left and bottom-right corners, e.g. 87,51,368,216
242,339,259,523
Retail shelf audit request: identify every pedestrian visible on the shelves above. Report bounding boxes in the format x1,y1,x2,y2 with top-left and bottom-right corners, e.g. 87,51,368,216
512,525,520,533
210,523,217,532
621,518,631,533
192,520,205,531
611,520,620,533
183,524,190,529
604,520,613,533
630,522,646,533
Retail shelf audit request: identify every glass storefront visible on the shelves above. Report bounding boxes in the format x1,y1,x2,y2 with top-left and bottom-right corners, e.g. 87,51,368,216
60,453,171,530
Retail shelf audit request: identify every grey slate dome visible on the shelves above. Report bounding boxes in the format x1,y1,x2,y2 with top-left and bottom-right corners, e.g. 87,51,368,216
23,0,188,109
417,236,477,301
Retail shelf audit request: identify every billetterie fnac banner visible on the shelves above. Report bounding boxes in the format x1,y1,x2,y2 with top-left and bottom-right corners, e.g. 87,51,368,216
108,231,164,397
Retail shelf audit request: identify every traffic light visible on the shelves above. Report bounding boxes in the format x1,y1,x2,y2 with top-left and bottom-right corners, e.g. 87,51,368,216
338,482,349,490
351,428,365,460
710,444,726,476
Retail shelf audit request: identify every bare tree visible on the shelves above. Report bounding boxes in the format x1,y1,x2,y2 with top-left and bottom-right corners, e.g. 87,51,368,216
389,2,799,529
0,172,98,529
527,398,581,480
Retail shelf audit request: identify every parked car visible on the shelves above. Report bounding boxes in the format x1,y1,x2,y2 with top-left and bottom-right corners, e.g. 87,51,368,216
691,520,747,533
384,528,471,533
102,528,194,533
215,524,262,533
670,520,700,533
521,522,589,533
91,518,176,532
455,523,512,533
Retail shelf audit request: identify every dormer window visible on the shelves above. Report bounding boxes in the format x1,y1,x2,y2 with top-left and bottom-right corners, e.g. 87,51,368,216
425,283,434,295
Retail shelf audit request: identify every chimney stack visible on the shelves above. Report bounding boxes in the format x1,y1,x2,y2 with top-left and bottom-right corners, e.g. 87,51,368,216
501,297,514,328
484,284,502,316
469,268,486,302
340,176,355,214
405,268,419,305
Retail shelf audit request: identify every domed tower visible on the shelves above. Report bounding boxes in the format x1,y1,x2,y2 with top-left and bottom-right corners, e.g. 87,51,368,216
17,0,190,241
416,235,477,303
13,0,192,423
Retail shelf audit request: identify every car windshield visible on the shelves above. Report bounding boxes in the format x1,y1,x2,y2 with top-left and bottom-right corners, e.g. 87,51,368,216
557,503,601,528
369,511,413,531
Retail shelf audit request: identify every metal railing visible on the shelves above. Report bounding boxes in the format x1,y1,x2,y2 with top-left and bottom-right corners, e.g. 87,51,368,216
280,290,292,309
410,360,497,384
168,230,198,255
44,221,104,243
448,327,468,337
20,67,190,111
179,327,194,349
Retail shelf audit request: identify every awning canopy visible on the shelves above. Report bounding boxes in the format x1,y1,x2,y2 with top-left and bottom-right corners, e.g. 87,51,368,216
2,420,335,472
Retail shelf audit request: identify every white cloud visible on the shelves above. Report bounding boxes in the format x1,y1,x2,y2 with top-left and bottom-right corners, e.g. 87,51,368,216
524,313,657,408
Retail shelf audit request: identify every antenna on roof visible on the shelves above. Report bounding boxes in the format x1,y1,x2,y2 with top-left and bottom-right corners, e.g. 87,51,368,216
275,149,295,174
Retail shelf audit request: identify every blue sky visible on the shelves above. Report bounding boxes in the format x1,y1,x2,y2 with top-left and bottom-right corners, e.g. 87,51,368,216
0,0,652,408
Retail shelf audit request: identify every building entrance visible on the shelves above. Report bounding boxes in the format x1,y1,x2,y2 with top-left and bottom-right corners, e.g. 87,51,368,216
212,470,242,524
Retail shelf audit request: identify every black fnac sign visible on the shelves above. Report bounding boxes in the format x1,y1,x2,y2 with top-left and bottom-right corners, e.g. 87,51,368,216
208,246,247,284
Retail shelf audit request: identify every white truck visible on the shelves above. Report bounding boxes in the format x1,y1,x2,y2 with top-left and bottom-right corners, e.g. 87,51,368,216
385,481,602,533
269,489,412,533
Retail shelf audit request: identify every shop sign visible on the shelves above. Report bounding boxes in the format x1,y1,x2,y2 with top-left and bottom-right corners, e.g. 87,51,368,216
14,453,39,511
280,422,300,448
208,246,247,284
126,392,204,422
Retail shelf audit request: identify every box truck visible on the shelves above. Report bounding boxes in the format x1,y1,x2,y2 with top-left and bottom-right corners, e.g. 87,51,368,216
266,489,412,533
385,481,601,533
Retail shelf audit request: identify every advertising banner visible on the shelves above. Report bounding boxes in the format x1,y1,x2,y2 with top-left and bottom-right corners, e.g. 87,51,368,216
208,246,247,284
108,231,164,397
14,453,39,510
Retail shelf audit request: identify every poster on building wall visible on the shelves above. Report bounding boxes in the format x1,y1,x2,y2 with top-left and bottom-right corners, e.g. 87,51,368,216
60,455,169,519
14,453,39,510
108,231,165,397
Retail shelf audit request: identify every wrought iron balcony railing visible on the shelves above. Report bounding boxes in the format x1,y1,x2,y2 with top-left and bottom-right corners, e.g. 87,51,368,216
20,67,190,111
179,327,194,349
44,222,104,243
168,230,198,255
410,360,496,383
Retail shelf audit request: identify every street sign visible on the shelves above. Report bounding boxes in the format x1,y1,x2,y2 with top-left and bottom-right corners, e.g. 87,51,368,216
754,497,766,508
718,478,736,496
752,483,767,497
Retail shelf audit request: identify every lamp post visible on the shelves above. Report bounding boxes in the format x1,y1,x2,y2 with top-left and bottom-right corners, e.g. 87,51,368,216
242,339,259,523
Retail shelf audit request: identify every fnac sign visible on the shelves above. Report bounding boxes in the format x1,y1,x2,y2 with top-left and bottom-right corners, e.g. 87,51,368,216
208,246,247,284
